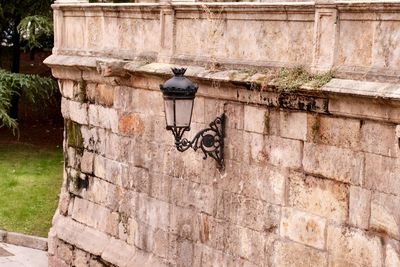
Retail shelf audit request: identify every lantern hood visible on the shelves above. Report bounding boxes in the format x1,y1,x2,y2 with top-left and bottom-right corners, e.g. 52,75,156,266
160,68,198,97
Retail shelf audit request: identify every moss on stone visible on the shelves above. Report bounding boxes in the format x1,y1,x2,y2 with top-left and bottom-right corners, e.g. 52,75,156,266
67,120,83,148
275,67,334,91
78,79,87,103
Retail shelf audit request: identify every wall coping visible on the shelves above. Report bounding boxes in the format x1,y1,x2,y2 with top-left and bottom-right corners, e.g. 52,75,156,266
45,54,400,102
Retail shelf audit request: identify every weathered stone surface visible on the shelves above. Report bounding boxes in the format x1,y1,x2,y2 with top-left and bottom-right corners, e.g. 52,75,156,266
280,111,307,141
370,192,400,240
118,113,145,136
53,217,110,256
361,121,397,157
216,191,280,233
349,186,371,230
218,162,286,205
68,101,88,125
244,105,268,134
88,104,118,132
327,225,382,267
268,135,303,169
80,150,94,174
385,240,400,267
280,207,326,249
310,115,361,149
72,198,119,236
303,143,364,184
288,171,349,223
365,153,400,196
271,240,328,267
101,237,135,267
225,102,244,130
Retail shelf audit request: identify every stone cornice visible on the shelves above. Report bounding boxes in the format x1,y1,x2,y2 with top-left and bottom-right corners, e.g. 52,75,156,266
44,55,400,103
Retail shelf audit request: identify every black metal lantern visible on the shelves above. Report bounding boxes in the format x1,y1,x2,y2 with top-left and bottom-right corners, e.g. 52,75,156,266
160,68,225,169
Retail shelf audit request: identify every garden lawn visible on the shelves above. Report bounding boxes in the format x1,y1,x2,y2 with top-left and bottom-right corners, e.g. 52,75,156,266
0,144,63,237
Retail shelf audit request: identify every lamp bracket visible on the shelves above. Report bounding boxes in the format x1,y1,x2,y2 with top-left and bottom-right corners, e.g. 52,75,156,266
170,114,225,169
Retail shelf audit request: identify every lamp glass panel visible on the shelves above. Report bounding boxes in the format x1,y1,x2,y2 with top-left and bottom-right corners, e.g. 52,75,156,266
164,99,175,127
175,99,193,127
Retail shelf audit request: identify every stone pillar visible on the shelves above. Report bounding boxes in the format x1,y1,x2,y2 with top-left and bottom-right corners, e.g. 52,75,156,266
158,4,175,63
311,0,338,73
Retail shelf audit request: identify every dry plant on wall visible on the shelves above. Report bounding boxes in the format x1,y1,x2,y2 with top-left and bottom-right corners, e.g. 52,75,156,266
201,4,226,72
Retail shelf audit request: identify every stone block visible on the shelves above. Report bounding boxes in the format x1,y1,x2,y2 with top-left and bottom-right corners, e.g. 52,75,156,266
129,165,150,193
385,240,400,267
60,80,75,99
61,97,70,118
197,214,224,251
93,155,106,179
220,163,286,205
69,101,88,125
118,113,145,136
310,115,361,149
370,192,400,240
280,207,326,249
88,104,119,132
85,178,122,211
55,241,73,264
224,223,267,265
136,193,170,232
126,249,167,267
101,237,135,267
349,186,371,230
280,111,307,141
328,96,400,123
48,255,70,267
266,108,280,136
225,102,244,130
288,171,349,223
268,135,303,169
72,197,119,236
303,143,364,184
169,205,200,243
73,249,90,267
54,217,110,256
271,240,328,267
204,98,225,125
95,84,114,106
80,126,106,155
243,105,268,134
361,121,397,157
105,133,131,162
80,151,94,174
327,225,382,267
150,173,172,203
216,191,280,233
224,127,245,162
365,153,400,196
114,86,131,110
171,178,215,216
243,131,266,165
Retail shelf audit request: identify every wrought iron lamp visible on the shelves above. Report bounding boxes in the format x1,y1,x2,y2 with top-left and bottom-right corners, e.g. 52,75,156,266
160,68,225,169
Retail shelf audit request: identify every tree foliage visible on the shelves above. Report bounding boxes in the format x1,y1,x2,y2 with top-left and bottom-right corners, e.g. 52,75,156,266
18,15,53,51
0,69,58,129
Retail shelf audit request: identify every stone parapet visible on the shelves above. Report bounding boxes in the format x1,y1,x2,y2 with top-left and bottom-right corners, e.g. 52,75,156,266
52,1,400,82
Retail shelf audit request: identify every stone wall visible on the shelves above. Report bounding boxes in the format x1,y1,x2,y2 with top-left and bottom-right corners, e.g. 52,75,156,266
46,1,400,266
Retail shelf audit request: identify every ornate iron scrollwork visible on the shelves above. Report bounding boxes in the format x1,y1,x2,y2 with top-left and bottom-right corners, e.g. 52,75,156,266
171,114,225,169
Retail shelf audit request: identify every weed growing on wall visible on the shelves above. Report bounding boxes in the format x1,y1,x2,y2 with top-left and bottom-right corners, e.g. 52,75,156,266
275,67,334,91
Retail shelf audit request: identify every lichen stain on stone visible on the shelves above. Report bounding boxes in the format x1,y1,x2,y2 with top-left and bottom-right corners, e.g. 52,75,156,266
118,113,145,135
200,215,209,243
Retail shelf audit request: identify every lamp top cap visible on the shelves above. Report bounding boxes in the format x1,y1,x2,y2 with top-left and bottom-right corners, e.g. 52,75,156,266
160,67,198,97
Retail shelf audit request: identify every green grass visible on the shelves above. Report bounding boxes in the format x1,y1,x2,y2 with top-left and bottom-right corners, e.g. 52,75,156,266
0,144,63,237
